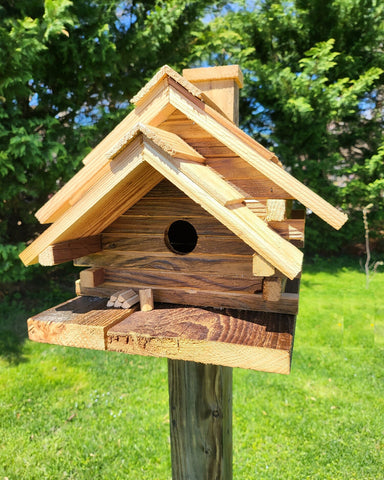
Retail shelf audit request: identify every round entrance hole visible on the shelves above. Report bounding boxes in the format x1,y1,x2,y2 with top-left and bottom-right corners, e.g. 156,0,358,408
165,220,198,255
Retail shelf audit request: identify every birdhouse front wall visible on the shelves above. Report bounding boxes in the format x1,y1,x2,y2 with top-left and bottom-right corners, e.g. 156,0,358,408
75,179,300,315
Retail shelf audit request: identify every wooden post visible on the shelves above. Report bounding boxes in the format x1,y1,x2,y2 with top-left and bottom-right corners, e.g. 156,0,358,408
167,66,242,479
168,360,232,480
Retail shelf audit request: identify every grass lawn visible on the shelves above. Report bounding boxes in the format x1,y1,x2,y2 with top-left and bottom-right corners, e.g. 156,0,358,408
0,257,383,479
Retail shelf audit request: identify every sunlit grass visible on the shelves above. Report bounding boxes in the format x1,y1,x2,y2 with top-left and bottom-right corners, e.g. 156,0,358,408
1,257,383,479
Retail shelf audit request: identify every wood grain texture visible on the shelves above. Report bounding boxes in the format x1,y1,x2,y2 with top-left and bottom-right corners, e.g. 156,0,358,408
79,267,105,288
253,254,275,277
101,268,264,294
168,85,348,230
131,65,203,106
27,296,137,350
38,236,102,266
102,233,254,256
139,288,154,311
142,142,303,279
106,123,205,163
20,143,163,266
266,199,287,222
74,251,254,277
107,304,295,373
168,360,232,480
35,80,172,224
262,277,283,302
104,215,236,236
183,65,243,87
76,281,299,314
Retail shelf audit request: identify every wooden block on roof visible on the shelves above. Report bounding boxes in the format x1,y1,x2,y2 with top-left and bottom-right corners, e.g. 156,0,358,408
27,296,137,350
107,304,296,374
183,65,244,88
183,65,243,125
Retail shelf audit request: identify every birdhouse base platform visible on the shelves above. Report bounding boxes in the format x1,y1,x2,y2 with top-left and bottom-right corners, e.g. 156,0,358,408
27,296,295,374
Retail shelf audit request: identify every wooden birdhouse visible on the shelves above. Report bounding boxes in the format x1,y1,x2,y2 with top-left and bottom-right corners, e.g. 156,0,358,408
20,65,347,374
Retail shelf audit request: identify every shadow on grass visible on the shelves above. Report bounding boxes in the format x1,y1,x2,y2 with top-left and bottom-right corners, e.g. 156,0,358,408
0,264,78,365
0,326,28,365
303,254,362,275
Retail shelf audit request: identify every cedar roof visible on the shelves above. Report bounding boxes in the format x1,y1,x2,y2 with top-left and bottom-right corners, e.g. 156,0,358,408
20,65,347,279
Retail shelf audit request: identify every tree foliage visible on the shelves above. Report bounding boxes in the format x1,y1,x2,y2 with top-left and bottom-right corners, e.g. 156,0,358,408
190,0,384,254
0,0,217,283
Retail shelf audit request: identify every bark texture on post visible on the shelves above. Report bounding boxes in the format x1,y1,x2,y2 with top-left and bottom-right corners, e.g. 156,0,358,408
168,360,232,480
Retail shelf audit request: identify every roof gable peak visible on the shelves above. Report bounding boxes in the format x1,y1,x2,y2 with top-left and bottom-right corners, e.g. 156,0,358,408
106,123,205,164
130,65,203,106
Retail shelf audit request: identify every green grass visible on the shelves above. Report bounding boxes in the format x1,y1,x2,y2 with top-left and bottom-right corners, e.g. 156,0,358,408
1,257,383,479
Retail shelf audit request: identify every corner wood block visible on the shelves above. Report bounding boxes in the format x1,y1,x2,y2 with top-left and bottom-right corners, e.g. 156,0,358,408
39,236,102,266
140,288,154,311
79,267,105,288
253,253,275,277
262,277,283,302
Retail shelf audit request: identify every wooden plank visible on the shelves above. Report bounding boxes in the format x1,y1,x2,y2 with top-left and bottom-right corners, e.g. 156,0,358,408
206,159,293,199
74,251,254,277
106,123,205,163
131,65,203,106
104,215,236,236
101,233,254,256
142,142,303,279
38,236,102,266
139,288,154,311
243,200,267,219
77,281,299,314
168,361,232,480
167,76,231,123
35,80,173,224
79,267,105,288
27,296,137,350
183,65,243,87
20,144,164,266
268,219,305,246
168,85,348,230
142,145,247,208
123,197,211,217
80,246,250,277
100,268,264,294
181,138,236,158
160,117,213,141
144,178,188,197
107,304,295,374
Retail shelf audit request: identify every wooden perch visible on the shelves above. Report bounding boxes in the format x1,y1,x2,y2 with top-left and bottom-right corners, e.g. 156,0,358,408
140,288,154,312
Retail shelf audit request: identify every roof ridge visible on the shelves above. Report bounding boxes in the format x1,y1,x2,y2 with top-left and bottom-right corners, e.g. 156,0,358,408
106,123,204,163
130,65,203,105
